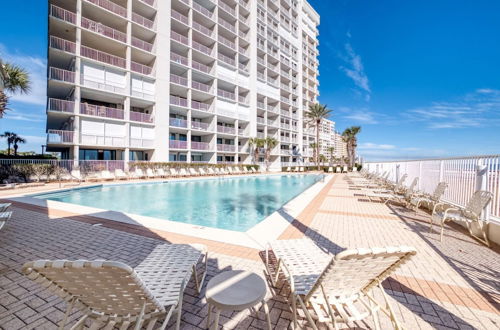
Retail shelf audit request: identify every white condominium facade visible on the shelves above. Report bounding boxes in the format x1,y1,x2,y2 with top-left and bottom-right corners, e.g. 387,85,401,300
45,0,320,168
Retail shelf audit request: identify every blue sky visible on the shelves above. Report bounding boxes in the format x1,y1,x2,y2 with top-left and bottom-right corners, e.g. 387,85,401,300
1,1,499,160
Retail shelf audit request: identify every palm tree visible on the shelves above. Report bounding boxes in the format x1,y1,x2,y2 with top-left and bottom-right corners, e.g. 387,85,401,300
264,137,278,170
342,126,362,167
0,59,31,117
13,135,26,156
327,146,335,165
304,103,332,169
309,143,318,164
248,137,265,164
0,131,16,155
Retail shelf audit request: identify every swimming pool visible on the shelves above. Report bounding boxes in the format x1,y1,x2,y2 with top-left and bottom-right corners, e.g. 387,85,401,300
34,174,323,232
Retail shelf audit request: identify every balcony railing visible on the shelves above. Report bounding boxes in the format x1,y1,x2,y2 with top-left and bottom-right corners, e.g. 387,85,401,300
138,0,155,7
192,41,212,56
50,5,76,24
81,76,125,94
218,0,236,16
130,138,154,148
238,128,247,136
171,53,188,66
81,17,126,43
49,67,75,83
171,31,189,45
217,89,235,101
280,123,291,129
170,74,188,86
171,9,188,25
85,0,127,17
192,21,213,38
217,144,235,152
191,141,210,150
132,12,154,29
48,98,74,113
80,45,126,68
192,2,214,19
170,95,188,107
47,130,74,144
132,36,154,52
49,36,76,54
131,61,153,75
169,140,188,149
238,145,248,153
192,60,211,74
217,53,235,66
191,100,212,112
191,121,209,131
256,117,265,124
257,132,265,138
191,81,211,93
238,96,248,104
81,134,126,147
268,105,278,113
218,17,236,33
130,111,153,123
80,103,125,119
169,118,188,128
218,35,236,49
217,125,236,134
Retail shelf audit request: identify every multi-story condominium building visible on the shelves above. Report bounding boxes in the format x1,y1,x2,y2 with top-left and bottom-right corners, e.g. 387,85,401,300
333,131,348,159
45,0,320,169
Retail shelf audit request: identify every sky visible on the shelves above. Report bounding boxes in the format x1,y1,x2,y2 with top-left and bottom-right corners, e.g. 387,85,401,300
0,0,499,160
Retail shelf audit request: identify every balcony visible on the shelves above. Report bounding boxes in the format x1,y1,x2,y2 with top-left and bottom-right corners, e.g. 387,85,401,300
191,141,211,150
130,111,153,123
192,41,212,56
193,22,213,38
217,89,235,101
81,17,126,43
192,60,211,74
238,145,248,153
191,100,212,112
218,53,235,66
138,0,155,7
80,45,126,68
280,136,291,143
280,123,291,130
85,0,127,18
132,12,154,30
171,53,188,66
218,17,236,33
218,35,236,49
191,121,210,131
80,103,125,119
257,132,265,138
170,95,188,107
217,125,236,134
171,9,188,25
170,74,188,86
192,81,211,93
238,128,247,136
193,2,214,19
256,117,265,124
131,61,153,75
50,5,76,25
49,36,76,54
169,118,188,128
218,0,236,16
132,37,154,52
238,96,248,105
171,31,189,45
257,101,266,109
217,144,235,152
47,130,74,144
49,67,75,83
48,98,74,113
81,134,126,147
169,140,188,149
130,138,154,148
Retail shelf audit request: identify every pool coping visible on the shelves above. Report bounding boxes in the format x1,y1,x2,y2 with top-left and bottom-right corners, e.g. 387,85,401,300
3,174,333,249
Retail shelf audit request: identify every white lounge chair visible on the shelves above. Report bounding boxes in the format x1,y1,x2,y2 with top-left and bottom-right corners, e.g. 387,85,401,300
243,167,250,174
156,168,167,178
265,239,416,330
198,167,207,176
189,168,198,176
299,167,304,172
170,168,179,178
0,202,12,212
286,166,291,172
0,211,12,231
207,167,216,175
410,181,448,212
132,168,146,179
70,170,85,182
431,190,493,246
343,165,348,173
328,166,334,173
114,169,128,180
100,170,115,181
23,244,208,330
179,168,188,177
250,167,257,173
368,177,419,205
336,166,341,173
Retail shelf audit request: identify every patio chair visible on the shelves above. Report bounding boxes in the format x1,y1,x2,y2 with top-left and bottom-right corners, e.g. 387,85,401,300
198,167,207,176
132,168,146,179
207,167,216,175
431,190,493,246
409,181,448,213
0,203,12,212
343,165,348,173
0,211,13,231
328,167,334,173
179,168,189,177
114,169,129,180
100,170,115,181
243,167,250,174
70,170,86,182
368,177,419,205
156,168,167,178
188,167,198,176
251,167,257,173
146,168,157,179
300,167,305,172
22,243,208,330
265,239,416,330
286,166,292,172
336,166,341,173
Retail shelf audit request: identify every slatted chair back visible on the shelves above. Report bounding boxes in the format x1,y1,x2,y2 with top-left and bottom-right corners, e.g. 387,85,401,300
464,190,493,219
305,246,416,301
404,177,419,198
22,260,164,318
431,182,448,201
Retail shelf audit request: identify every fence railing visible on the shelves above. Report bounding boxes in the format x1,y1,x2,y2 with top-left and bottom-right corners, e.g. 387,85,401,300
365,155,500,219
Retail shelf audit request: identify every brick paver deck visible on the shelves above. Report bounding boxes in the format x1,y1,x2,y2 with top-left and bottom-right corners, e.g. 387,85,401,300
0,173,499,329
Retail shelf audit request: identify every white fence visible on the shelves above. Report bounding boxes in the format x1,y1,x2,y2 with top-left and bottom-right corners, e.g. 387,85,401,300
365,155,500,219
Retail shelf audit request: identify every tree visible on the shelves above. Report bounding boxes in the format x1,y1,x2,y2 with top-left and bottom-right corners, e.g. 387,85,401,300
248,137,265,164
263,137,278,170
327,146,335,165
304,103,332,170
13,135,26,156
0,131,16,155
0,60,31,117
342,126,362,167
309,143,317,164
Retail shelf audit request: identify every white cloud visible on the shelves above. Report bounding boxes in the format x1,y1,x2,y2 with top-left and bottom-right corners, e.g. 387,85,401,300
358,143,396,150
3,112,44,122
0,44,47,106
339,43,371,101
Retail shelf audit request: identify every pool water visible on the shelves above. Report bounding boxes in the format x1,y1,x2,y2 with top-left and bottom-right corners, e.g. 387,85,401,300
35,174,323,231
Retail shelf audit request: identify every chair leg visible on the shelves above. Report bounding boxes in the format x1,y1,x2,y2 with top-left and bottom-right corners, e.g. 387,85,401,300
69,315,88,330
440,217,447,242
291,293,298,330
297,296,318,330
206,304,213,329
262,300,272,330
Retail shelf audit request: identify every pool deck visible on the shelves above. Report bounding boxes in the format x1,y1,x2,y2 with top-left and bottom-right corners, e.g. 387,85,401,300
0,173,499,329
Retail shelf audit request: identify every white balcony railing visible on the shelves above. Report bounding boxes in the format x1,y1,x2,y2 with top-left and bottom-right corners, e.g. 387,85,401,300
48,98,74,113
169,140,188,149
130,111,154,123
169,118,188,128
85,0,127,17
80,103,124,119
49,67,75,83
191,121,210,131
47,130,74,144
50,5,76,24
170,95,188,107
80,45,126,68
81,134,126,147
81,17,126,43
217,144,236,152
217,125,236,134
191,141,210,150
130,138,154,148
49,36,76,54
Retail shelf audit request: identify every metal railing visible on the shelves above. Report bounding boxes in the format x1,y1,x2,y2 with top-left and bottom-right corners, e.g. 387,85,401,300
192,21,213,38
192,2,214,19
80,45,126,68
169,118,188,128
191,121,209,131
49,36,76,54
192,60,211,74
47,130,74,144
85,0,127,17
191,141,210,150
130,111,153,123
365,155,500,219
171,53,188,66
192,40,212,56
170,74,188,86
49,67,75,83
169,140,188,149
217,125,236,134
171,31,189,45
170,95,188,107
217,144,236,152
218,0,236,16
132,36,154,52
81,17,127,43
217,52,235,66
191,100,212,112
171,9,189,24
80,103,124,119
217,89,235,101
50,4,76,24
48,98,75,113
132,12,154,29
131,61,153,75
191,81,211,93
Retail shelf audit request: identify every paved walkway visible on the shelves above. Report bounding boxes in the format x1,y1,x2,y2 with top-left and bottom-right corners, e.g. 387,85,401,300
0,173,498,329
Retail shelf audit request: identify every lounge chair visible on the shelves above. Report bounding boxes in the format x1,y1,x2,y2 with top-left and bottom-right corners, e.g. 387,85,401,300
132,168,146,179
188,167,198,176
0,211,12,231
114,169,128,180
328,166,334,173
336,166,341,173
431,190,493,246
179,168,188,177
100,170,115,181
170,168,179,178
250,167,257,173
207,167,216,175
70,170,85,182
286,166,291,172
198,167,207,176
299,167,304,172
22,244,208,330
243,167,250,174
0,202,12,212
410,181,448,213
156,168,167,178
368,177,419,205
265,239,416,329
343,165,348,173
146,168,156,179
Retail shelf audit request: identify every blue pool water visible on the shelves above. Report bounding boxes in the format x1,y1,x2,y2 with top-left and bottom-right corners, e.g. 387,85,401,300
34,174,323,231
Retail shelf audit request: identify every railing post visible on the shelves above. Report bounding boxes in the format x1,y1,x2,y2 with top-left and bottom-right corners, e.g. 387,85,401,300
418,161,423,190
476,160,490,221
396,164,400,183
439,160,444,182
